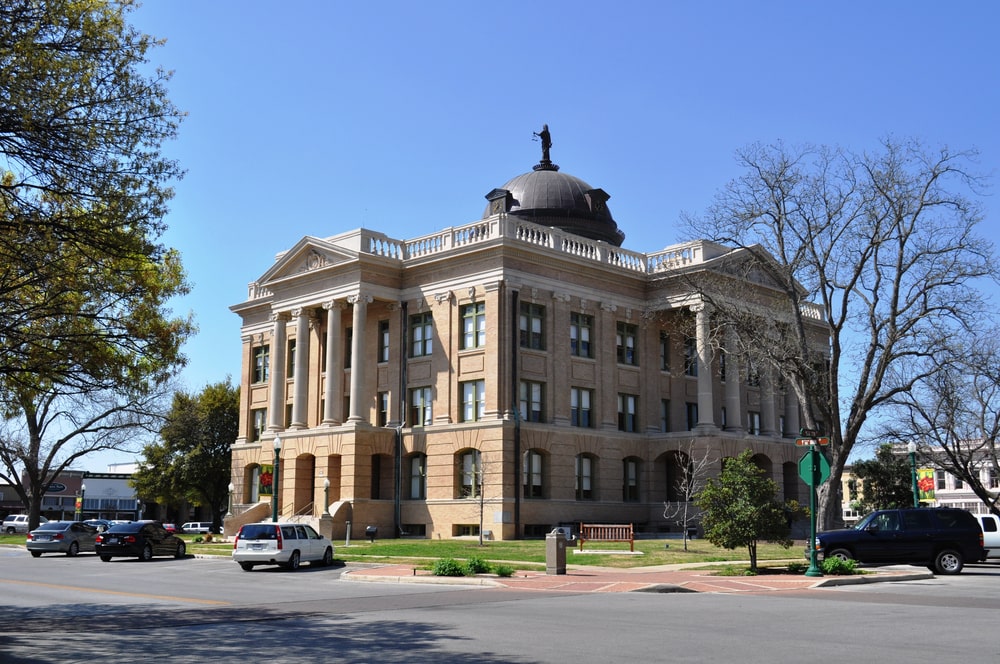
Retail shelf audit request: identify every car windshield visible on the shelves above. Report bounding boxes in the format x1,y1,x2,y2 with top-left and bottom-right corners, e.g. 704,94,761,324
854,513,876,530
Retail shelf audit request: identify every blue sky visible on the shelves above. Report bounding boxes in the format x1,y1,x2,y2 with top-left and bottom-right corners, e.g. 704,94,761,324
91,1,1000,468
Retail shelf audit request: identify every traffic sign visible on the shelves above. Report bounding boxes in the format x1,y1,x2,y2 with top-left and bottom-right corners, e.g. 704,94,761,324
795,437,829,446
799,428,821,437
798,448,830,485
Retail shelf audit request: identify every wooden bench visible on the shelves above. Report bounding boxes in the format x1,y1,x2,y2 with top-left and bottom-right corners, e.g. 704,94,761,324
578,523,634,551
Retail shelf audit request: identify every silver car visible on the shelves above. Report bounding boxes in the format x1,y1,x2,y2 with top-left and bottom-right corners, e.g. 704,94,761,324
232,522,334,571
26,521,98,557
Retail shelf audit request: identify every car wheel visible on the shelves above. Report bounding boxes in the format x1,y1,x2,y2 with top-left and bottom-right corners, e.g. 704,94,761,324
175,541,186,559
239,562,254,572
5,527,14,534
934,549,964,574
67,541,80,557
321,547,333,567
139,543,153,561
100,555,112,562
30,551,42,558
282,550,301,571
827,548,853,563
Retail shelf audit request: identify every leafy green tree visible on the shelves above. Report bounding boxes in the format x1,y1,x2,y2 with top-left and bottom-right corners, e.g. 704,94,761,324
0,0,189,529
695,449,793,572
851,444,914,512
133,381,238,532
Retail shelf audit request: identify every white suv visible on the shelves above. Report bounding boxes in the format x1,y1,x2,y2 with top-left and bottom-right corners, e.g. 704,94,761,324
3,515,48,534
181,522,212,534
232,522,334,571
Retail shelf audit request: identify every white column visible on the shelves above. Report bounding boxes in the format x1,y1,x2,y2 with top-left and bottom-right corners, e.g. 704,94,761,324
347,292,372,423
322,300,344,425
724,328,743,432
268,311,289,431
290,307,311,429
693,303,717,433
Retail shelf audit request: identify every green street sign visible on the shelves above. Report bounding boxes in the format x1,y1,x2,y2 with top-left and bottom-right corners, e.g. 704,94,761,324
798,448,830,486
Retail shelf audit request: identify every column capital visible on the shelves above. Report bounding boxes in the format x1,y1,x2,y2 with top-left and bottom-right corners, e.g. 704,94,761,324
270,310,291,323
434,291,452,305
323,299,346,311
347,292,373,306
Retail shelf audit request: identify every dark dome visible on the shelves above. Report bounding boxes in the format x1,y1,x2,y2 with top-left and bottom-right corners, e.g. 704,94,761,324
483,134,625,246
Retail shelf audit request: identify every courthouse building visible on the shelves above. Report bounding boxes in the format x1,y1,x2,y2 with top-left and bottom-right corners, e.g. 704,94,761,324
227,134,826,540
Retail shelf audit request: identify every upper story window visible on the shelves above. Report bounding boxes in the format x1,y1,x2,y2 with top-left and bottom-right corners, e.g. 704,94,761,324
287,339,296,378
344,327,353,369
618,393,638,432
571,387,593,428
253,345,270,383
410,312,433,357
570,312,593,358
659,332,670,371
519,381,545,423
461,302,486,349
684,336,698,376
409,386,433,427
378,320,390,362
519,302,545,350
461,380,486,422
616,322,638,365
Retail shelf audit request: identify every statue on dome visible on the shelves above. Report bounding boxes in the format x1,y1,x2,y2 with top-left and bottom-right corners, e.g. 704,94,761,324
533,124,552,162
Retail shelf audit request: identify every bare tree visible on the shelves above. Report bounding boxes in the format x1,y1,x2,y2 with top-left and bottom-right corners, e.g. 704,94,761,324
662,441,717,551
684,138,996,530
882,332,1000,515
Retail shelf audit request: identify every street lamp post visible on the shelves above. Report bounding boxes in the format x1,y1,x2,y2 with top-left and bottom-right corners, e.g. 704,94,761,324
323,478,330,516
227,482,235,518
76,483,87,522
135,498,142,521
271,436,282,522
908,441,920,508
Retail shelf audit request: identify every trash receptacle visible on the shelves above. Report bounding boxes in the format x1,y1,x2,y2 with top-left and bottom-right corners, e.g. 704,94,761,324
365,525,377,543
545,528,567,575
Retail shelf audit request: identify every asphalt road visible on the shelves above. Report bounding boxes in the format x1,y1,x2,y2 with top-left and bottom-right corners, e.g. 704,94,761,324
2,546,998,663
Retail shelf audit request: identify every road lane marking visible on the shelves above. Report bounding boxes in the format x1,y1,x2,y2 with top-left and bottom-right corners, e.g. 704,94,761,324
0,578,231,605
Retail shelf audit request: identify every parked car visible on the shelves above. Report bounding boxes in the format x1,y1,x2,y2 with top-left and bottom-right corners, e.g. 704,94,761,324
94,520,186,562
162,523,178,534
807,507,986,574
181,522,212,534
4,515,48,534
26,521,98,557
976,513,1000,560
232,522,334,571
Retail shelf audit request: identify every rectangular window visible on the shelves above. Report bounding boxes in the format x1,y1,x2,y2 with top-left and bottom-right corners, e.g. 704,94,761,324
410,312,433,357
617,393,638,432
616,322,638,365
461,302,486,349
378,320,390,363
623,459,639,502
519,381,545,423
287,339,296,378
523,451,543,498
747,360,761,387
685,402,698,431
576,455,594,500
461,380,486,422
251,408,267,442
936,470,946,490
253,346,270,383
661,399,670,432
719,351,727,382
409,455,426,499
344,327,353,369
990,468,999,490
747,411,761,435
570,312,593,358
659,332,670,371
519,302,546,350
409,387,433,427
955,476,964,489
377,391,389,427
684,337,698,376
571,387,593,428
461,451,481,498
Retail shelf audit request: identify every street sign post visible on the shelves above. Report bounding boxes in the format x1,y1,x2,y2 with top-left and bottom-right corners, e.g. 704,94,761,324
799,442,830,578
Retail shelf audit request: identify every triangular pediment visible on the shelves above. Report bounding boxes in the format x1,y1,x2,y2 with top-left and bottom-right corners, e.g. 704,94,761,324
256,236,360,284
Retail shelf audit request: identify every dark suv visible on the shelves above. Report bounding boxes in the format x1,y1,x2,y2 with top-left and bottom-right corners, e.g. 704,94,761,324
808,507,986,574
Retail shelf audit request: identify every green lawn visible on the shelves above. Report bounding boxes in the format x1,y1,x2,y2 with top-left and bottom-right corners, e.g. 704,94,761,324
0,533,805,570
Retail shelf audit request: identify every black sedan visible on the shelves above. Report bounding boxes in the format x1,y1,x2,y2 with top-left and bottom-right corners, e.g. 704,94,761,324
94,520,186,562
26,521,98,557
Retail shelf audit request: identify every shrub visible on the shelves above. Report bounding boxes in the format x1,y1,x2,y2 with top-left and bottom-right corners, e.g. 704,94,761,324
493,564,515,578
194,536,204,543
822,556,857,575
465,555,492,575
432,558,467,577
786,562,806,574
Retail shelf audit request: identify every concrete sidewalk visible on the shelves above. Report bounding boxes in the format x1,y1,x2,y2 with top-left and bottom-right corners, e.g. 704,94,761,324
342,562,932,594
